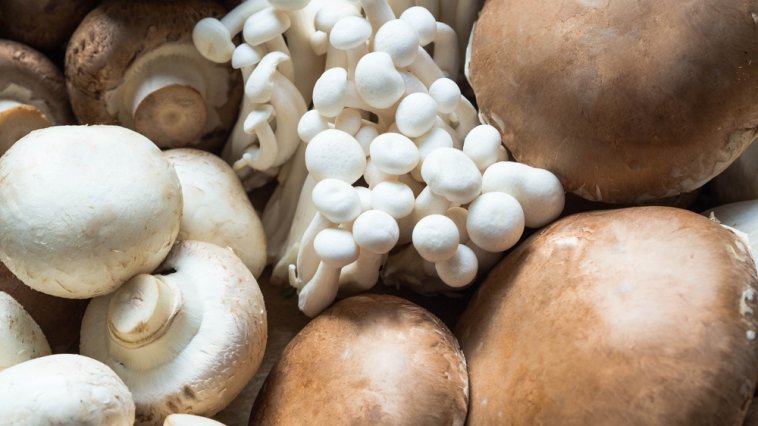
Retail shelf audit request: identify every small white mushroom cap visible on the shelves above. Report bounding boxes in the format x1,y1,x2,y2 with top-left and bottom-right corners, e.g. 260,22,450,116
428,78,461,114
0,354,135,425
356,186,374,211
467,192,525,252
164,414,225,426
352,210,400,254
231,43,264,69
373,19,420,67
364,159,397,188
0,292,50,370
415,127,454,160
163,149,267,278
0,125,182,298
314,2,362,33
435,244,478,288
330,16,372,51
80,241,267,423
482,162,565,228
371,181,415,219
306,129,367,183
335,108,363,136
396,93,438,138
192,18,235,63
312,179,363,224
243,9,291,46
355,125,380,155
413,214,460,262
463,125,507,172
400,6,438,46
313,67,349,118
355,52,406,109
314,228,360,268
446,207,469,243
369,132,420,175
298,110,330,142
421,147,482,204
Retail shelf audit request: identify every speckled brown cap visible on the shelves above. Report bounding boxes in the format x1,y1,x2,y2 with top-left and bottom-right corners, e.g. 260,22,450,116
469,0,758,203
457,206,758,425
0,0,97,50
250,294,469,426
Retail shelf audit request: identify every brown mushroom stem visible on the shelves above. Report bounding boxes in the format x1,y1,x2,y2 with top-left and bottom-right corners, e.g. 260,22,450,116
108,274,182,349
0,100,51,154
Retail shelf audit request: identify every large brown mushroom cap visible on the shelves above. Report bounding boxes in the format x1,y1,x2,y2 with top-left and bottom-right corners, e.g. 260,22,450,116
469,0,758,203
250,294,468,426
65,0,242,151
0,0,97,50
457,206,758,425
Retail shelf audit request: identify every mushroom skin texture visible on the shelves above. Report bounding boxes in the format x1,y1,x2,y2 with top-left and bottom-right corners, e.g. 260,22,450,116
457,207,758,425
0,1,97,50
709,141,758,205
165,414,225,426
250,294,468,426
704,200,758,266
0,354,135,425
65,0,242,151
469,0,758,203
0,125,182,299
0,39,74,155
81,240,267,426
0,262,88,353
0,291,51,370
163,149,267,278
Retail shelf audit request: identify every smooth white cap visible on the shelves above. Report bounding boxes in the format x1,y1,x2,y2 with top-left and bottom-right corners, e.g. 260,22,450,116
415,127,454,160
467,192,525,252
231,44,264,69
429,78,462,114
372,181,415,219
355,52,405,109
243,9,291,46
312,178,363,224
363,158,396,187
396,93,438,138
355,186,373,211
335,108,363,136
298,110,330,142
446,206,469,243
192,18,234,63
421,147,482,204
435,244,478,288
370,132,420,175
412,214,460,262
314,2,361,33
463,125,507,172
330,16,372,50
355,125,379,155
313,67,349,118
400,6,438,46
352,210,400,254
373,19,420,67
314,228,359,268
306,129,366,183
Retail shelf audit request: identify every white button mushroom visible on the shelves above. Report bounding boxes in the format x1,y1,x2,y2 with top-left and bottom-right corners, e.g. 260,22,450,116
428,77,461,114
395,92,438,138
369,132,420,175
0,125,182,299
435,244,478,287
400,6,438,46
0,292,50,370
421,147,482,204
354,52,406,109
412,214,460,262
0,354,135,425
312,178,363,224
371,181,416,219
467,192,525,253
463,124,507,172
305,129,367,183
81,241,267,423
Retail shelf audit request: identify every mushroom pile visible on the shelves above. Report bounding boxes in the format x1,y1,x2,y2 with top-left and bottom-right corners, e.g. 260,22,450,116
270,2,564,316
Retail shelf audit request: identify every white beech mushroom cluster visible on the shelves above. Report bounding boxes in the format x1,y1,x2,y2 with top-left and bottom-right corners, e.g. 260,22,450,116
284,1,565,317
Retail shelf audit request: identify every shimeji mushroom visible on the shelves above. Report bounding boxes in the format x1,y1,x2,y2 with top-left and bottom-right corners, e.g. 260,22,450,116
0,125,182,298
0,0,97,50
163,149,267,278
0,40,74,155
80,240,267,425
66,0,241,151
0,291,50,370
0,354,135,425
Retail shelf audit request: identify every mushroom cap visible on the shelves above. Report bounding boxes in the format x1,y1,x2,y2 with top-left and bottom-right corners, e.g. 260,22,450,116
193,18,236,64
355,52,406,109
305,129,366,183
0,125,182,298
164,414,225,426
313,228,359,268
395,93,438,138
0,354,135,425
428,78,461,114
371,181,415,219
352,210,400,254
311,178,363,224
0,263,88,353
249,294,468,425
421,147,482,204
413,214,460,262
163,149,267,278
373,19,420,68
704,200,758,266
65,0,241,151
400,6,438,46
0,291,50,370
330,16,372,50
457,207,758,425
81,241,267,425
435,244,478,288
463,125,506,172
0,39,74,127
466,192,525,252
470,0,758,203
312,67,349,118
369,132,420,175
0,0,97,50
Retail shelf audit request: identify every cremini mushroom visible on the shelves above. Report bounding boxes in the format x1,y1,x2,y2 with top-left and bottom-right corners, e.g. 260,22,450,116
80,240,267,425
705,200,758,266
66,0,241,150
163,149,267,278
709,141,758,205
0,291,50,370
457,207,758,424
0,125,182,299
249,294,468,425
0,354,135,425
0,0,97,50
0,40,74,155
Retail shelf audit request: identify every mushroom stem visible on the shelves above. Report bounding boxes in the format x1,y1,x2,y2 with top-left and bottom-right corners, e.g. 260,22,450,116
107,274,182,349
339,249,385,293
289,212,334,289
359,0,396,30
0,100,51,155
223,0,270,38
297,262,342,317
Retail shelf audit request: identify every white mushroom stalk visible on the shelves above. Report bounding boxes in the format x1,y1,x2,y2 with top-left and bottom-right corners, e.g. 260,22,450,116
282,1,565,316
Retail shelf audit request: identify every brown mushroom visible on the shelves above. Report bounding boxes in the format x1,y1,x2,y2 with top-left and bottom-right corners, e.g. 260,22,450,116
65,0,242,151
457,206,758,425
0,0,97,51
0,39,73,155
468,0,758,203
250,294,468,426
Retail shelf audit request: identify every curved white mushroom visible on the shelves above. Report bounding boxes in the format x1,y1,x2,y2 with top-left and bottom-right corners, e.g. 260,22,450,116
80,241,267,423
0,291,50,370
242,8,294,80
340,209,400,292
193,0,270,63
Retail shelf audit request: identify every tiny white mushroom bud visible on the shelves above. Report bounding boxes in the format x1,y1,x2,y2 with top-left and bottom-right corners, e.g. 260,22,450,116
435,244,478,288
231,43,264,70
353,210,400,254
355,52,406,109
355,125,380,155
306,129,366,183
364,158,398,188
312,178,363,224
335,108,363,136
463,125,507,172
413,214,460,262
243,8,291,46
330,16,372,75
369,132,420,175
446,206,469,242
400,6,438,46
298,110,330,143
313,67,349,117
314,228,360,267
429,78,461,114
395,93,438,138
421,147,482,204
467,192,525,253
372,181,415,219
374,19,420,68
